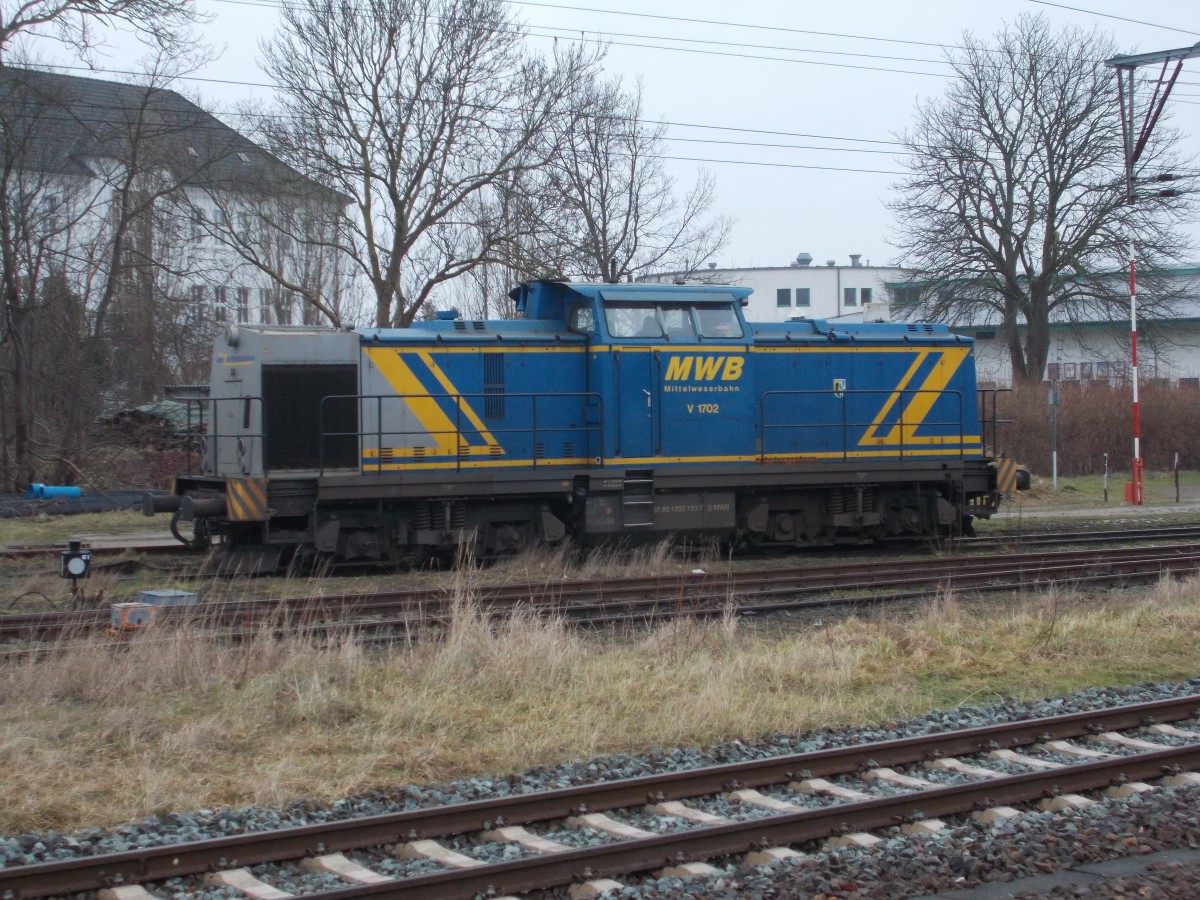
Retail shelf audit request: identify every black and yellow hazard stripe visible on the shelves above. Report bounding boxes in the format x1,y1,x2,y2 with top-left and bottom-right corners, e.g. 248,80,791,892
226,478,269,522
994,457,1019,496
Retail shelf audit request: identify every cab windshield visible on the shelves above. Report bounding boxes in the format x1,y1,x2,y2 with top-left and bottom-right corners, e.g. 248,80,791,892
605,303,661,338
695,304,743,339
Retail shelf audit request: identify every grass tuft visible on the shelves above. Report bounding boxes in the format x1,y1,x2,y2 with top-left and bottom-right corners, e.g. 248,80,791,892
2,573,1200,832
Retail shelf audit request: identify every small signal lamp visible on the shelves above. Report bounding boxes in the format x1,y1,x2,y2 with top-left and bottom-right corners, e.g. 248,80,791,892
60,539,91,584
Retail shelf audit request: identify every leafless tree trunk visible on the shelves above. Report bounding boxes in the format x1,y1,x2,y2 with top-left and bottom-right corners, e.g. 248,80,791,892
259,0,601,328
0,57,240,489
888,14,1193,383
0,65,95,488
523,77,731,284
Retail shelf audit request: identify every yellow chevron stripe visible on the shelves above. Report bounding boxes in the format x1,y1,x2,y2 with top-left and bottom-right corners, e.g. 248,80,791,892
364,348,464,455
995,457,1018,495
859,351,928,446
227,478,268,522
859,347,972,447
417,351,499,448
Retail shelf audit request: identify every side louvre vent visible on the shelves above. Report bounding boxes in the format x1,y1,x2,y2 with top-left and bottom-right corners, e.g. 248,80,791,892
484,353,505,419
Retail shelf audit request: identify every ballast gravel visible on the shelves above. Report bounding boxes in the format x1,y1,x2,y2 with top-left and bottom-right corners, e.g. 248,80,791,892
3,678,1200,898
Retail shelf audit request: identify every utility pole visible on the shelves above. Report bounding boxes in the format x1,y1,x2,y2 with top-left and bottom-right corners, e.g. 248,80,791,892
1105,42,1200,506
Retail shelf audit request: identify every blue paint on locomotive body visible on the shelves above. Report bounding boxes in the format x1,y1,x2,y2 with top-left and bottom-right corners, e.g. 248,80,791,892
343,280,983,475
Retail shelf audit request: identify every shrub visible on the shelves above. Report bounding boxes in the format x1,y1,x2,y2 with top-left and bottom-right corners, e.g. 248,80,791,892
993,380,1200,476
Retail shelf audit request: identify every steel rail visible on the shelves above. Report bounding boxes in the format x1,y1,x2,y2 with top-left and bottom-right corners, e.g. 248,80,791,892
297,745,1200,900
5,522,1200,563
3,694,1198,898
4,543,1200,643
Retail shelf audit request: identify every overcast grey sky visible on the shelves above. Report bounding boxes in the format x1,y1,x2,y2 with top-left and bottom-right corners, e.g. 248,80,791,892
33,0,1200,269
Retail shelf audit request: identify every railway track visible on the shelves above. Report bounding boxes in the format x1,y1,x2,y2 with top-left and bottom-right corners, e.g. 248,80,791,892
2,541,1199,645
3,694,1198,898
5,521,1200,565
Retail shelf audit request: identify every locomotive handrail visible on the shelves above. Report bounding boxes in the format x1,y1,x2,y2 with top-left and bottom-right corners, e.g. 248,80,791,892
318,391,605,475
176,397,209,477
757,389,969,464
180,396,264,478
977,387,1014,458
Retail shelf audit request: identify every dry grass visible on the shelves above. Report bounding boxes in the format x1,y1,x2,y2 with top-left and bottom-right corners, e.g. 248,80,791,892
2,572,1199,833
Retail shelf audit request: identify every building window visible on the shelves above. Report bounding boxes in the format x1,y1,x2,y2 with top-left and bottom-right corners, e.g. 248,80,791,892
975,330,996,340
776,288,791,307
1046,363,1060,381
39,194,61,227
843,287,857,307
214,286,227,323
281,290,296,325
237,287,250,323
258,287,273,324
892,286,921,306
795,288,810,307
189,284,206,320
1080,362,1093,381
860,288,872,304
1063,363,1077,380
190,212,204,241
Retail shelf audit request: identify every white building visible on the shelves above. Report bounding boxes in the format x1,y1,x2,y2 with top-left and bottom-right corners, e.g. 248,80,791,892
641,256,1200,387
1,67,350,331
639,252,905,324
885,269,1200,388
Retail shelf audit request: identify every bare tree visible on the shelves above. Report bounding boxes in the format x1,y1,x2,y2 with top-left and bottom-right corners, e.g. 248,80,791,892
0,0,200,61
259,0,601,328
0,62,257,489
888,14,1194,383
525,77,731,284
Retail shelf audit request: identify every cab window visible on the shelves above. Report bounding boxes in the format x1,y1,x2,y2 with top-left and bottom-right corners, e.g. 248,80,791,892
695,303,743,339
568,303,595,334
660,304,695,339
605,303,662,338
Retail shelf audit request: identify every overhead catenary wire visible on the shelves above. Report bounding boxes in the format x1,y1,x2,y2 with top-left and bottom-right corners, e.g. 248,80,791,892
14,73,1198,181
1025,0,1200,38
12,0,1198,178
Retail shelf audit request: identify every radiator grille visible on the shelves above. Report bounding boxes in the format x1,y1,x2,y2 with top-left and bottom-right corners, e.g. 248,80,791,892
262,365,357,470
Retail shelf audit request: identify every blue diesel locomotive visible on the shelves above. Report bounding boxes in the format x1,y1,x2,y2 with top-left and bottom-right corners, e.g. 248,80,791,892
147,280,1007,572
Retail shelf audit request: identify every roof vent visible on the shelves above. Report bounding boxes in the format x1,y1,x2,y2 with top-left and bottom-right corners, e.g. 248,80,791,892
436,309,460,320
795,252,813,267
826,259,836,267
707,262,717,269
849,254,862,267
